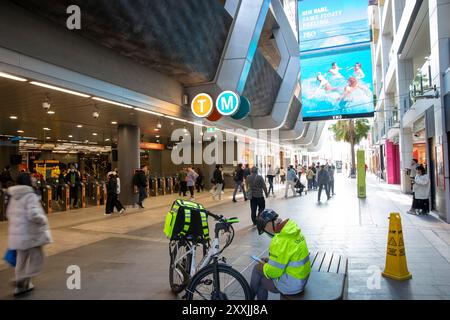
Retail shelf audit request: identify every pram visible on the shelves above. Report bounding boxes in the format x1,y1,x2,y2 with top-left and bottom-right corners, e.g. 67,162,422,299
294,179,306,196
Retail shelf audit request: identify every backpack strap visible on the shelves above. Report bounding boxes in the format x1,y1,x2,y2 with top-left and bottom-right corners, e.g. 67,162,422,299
200,210,209,240
178,208,191,237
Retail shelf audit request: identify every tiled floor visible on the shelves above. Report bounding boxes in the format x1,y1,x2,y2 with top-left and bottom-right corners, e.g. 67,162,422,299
1,173,449,300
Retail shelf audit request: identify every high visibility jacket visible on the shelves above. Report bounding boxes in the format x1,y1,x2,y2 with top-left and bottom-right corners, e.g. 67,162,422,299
263,219,311,295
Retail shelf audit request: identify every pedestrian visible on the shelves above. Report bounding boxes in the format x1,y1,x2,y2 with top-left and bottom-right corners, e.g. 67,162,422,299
133,165,148,208
329,164,336,196
195,168,204,193
247,166,269,225
212,165,224,200
284,165,297,198
243,164,251,191
266,164,275,197
114,169,125,214
232,163,247,202
306,166,315,191
105,171,117,216
186,166,199,200
65,165,80,209
57,168,66,203
6,172,52,296
317,165,331,202
275,166,280,184
177,167,187,197
311,163,317,190
408,165,430,215
0,165,14,188
280,167,286,184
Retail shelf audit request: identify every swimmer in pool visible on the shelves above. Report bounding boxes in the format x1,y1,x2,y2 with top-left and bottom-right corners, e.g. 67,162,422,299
328,62,343,78
317,73,338,91
353,63,365,79
337,77,371,107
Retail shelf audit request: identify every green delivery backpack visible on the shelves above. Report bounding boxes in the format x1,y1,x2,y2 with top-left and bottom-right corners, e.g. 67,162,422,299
164,199,210,242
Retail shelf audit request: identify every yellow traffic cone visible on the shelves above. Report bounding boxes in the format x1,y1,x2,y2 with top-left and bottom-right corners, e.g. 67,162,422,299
382,213,412,281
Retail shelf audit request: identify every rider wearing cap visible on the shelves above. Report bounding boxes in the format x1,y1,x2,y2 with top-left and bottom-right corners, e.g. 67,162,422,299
250,209,311,300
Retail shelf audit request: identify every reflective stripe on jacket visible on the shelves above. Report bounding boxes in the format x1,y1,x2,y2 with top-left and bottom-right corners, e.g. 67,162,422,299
263,219,311,295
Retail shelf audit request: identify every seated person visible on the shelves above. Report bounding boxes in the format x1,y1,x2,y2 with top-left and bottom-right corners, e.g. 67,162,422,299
250,209,311,300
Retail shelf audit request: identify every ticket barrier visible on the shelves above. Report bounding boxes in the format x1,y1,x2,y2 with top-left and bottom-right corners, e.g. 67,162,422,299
165,177,174,194
100,182,107,205
173,176,179,193
86,181,100,206
149,177,157,196
42,185,53,214
77,182,87,209
0,189,8,221
158,177,166,195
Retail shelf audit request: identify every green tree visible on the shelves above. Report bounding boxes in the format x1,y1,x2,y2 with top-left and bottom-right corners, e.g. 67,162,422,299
329,119,370,169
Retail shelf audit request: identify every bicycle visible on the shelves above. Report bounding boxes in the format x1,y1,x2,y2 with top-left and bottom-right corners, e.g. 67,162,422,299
169,210,253,300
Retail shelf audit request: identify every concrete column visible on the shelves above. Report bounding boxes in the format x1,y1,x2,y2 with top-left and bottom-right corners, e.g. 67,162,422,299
118,125,140,206
399,126,413,193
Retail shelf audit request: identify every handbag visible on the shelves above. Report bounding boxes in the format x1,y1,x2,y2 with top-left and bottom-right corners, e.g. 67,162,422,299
3,249,17,267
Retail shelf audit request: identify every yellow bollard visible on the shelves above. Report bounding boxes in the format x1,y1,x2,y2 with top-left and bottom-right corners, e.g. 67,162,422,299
382,213,412,281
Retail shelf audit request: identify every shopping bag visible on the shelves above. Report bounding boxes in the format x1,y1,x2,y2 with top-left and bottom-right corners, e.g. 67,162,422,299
3,249,17,267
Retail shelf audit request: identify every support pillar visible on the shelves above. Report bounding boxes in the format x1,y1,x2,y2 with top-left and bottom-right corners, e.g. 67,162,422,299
399,127,413,193
118,125,140,206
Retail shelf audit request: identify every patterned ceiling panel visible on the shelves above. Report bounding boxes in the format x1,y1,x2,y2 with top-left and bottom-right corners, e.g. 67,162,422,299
11,0,232,85
243,50,282,117
281,97,301,130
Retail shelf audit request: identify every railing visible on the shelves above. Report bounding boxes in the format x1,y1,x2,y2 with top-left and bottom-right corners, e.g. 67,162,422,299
387,109,399,129
409,59,433,105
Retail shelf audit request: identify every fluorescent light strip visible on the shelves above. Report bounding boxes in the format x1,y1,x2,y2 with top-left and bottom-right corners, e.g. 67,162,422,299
165,115,187,122
0,72,27,82
92,97,133,109
134,108,164,116
29,81,91,98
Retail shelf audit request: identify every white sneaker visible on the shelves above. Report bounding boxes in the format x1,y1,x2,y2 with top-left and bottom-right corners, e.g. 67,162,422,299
119,209,125,215
104,213,112,217
406,210,416,215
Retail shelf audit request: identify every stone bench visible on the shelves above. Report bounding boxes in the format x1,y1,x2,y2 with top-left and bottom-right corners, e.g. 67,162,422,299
281,252,348,300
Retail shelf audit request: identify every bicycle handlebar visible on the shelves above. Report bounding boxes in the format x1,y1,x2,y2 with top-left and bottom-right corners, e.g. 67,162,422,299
206,210,223,221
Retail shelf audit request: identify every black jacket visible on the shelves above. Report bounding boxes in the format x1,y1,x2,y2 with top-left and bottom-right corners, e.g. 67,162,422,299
107,176,118,194
317,169,330,184
234,167,244,181
65,171,80,186
133,170,147,187
213,169,224,184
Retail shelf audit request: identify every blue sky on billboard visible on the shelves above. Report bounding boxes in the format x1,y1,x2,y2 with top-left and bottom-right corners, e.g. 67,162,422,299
298,0,371,52
300,43,374,121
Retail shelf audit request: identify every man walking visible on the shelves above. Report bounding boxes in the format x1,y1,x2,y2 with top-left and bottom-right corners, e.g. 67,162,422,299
317,165,331,202
266,164,275,197
247,167,269,225
284,165,297,198
232,163,247,202
65,165,80,209
133,165,148,208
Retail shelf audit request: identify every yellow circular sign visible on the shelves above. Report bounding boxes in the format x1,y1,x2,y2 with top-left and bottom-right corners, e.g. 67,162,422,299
191,93,213,118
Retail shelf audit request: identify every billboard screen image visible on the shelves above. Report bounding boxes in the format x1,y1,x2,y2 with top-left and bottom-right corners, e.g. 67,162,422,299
300,44,374,121
298,0,371,52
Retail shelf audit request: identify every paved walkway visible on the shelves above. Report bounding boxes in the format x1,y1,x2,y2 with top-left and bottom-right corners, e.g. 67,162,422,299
1,173,450,300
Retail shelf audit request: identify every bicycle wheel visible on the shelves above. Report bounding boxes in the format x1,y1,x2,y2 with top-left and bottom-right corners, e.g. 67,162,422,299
169,241,192,294
185,264,253,300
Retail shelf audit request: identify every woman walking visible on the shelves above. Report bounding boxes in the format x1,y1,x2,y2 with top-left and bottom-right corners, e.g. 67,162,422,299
186,166,199,200
247,167,269,225
114,169,125,214
212,165,224,201
195,168,204,193
6,172,52,296
408,165,430,215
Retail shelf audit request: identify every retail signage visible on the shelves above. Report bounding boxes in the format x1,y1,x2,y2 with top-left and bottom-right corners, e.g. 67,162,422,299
298,0,373,122
298,0,371,52
300,44,374,121
216,91,240,116
191,91,250,121
191,93,214,118
140,142,164,151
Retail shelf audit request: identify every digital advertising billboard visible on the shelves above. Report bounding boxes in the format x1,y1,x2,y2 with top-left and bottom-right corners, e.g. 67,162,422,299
300,44,374,121
298,0,371,52
298,0,374,122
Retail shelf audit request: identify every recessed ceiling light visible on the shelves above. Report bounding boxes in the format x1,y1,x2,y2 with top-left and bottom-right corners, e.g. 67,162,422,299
30,81,91,98
46,137,51,139
154,128,159,132
111,121,117,125
9,116,18,120
68,135,73,138
155,135,160,138
47,110,55,115
43,127,51,131
92,133,98,136
105,138,110,142
77,125,83,128
0,72,27,82
17,130,24,134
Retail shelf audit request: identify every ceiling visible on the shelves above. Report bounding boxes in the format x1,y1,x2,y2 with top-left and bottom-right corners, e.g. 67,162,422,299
0,76,196,146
